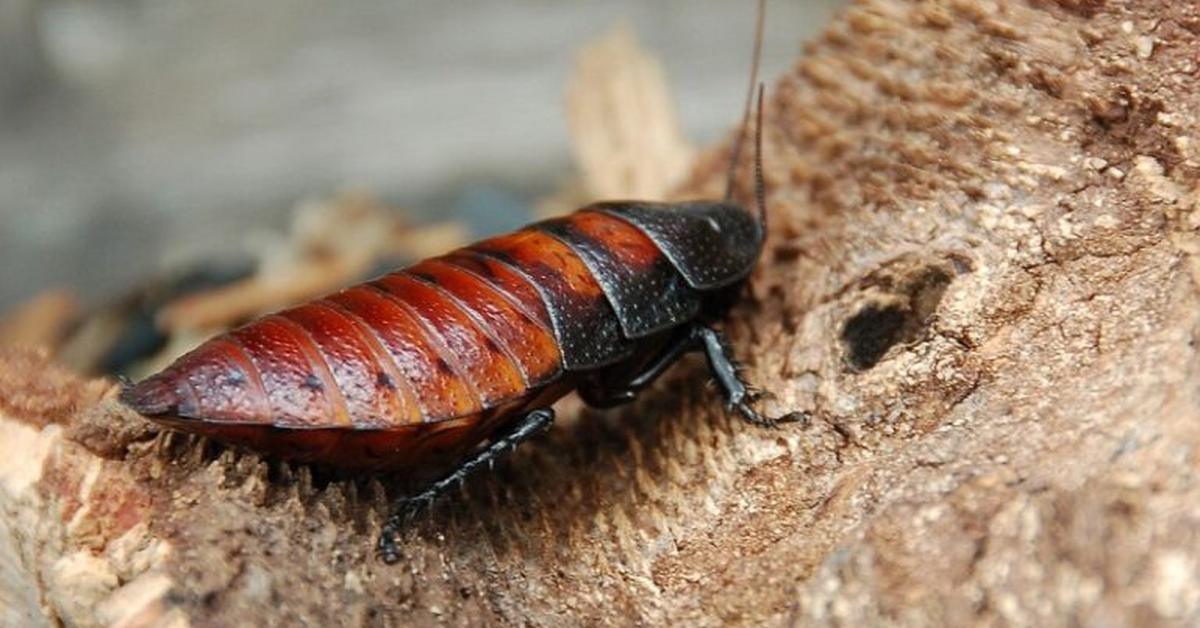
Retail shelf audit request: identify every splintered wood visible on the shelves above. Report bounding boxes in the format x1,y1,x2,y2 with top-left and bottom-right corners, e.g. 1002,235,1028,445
540,24,694,216
0,192,468,378
0,291,78,354
155,193,466,335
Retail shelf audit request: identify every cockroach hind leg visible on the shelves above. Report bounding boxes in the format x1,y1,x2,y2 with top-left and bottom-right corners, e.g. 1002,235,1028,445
375,408,555,564
376,493,439,564
377,522,404,565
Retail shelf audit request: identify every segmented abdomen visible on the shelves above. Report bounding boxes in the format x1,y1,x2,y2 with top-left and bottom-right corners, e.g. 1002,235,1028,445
126,207,711,430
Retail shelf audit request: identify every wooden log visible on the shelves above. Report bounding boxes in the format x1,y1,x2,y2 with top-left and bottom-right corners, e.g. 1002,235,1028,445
4,1,1200,625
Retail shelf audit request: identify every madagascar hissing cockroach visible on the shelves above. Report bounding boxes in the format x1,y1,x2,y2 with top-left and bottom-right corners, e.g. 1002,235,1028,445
121,0,798,563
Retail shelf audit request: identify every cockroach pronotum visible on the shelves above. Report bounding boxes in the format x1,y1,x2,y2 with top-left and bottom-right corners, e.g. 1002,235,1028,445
122,0,798,563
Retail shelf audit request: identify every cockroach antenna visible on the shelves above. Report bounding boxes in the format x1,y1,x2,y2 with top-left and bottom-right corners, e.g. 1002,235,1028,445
755,82,766,229
724,0,766,206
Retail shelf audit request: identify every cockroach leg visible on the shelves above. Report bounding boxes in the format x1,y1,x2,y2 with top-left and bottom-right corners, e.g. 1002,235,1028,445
578,328,696,408
581,325,804,428
377,408,555,564
694,326,806,428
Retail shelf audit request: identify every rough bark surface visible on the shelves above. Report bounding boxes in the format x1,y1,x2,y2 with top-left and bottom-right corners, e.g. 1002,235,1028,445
4,0,1200,625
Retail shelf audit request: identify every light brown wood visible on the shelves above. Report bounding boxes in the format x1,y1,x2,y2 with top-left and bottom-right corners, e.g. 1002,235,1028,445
4,1,1200,625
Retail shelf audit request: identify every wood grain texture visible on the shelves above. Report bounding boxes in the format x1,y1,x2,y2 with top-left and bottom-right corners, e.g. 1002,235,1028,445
5,0,1200,625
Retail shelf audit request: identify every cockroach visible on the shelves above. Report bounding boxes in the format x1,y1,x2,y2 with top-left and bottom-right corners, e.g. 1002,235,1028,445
121,0,797,563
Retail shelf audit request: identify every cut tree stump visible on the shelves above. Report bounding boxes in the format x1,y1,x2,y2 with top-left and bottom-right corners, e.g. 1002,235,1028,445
4,1,1200,625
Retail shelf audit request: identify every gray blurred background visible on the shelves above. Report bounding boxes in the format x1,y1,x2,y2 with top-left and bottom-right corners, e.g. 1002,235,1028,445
0,0,842,311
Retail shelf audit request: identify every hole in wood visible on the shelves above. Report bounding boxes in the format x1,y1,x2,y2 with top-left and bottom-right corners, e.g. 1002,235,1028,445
841,265,954,371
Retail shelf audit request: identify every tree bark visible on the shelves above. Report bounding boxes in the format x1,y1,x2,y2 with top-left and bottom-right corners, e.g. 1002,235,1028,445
4,0,1200,625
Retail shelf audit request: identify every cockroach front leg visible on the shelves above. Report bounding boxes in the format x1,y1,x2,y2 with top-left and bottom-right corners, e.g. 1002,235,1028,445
581,325,803,427
377,408,555,564
694,326,805,427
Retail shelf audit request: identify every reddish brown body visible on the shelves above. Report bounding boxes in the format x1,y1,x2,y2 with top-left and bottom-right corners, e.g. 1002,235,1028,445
120,1,783,565
124,202,763,469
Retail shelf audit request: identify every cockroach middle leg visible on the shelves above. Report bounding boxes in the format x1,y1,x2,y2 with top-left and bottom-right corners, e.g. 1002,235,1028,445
578,327,696,408
377,408,555,564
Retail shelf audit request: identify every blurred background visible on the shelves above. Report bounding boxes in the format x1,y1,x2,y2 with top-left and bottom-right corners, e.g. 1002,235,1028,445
0,0,842,374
